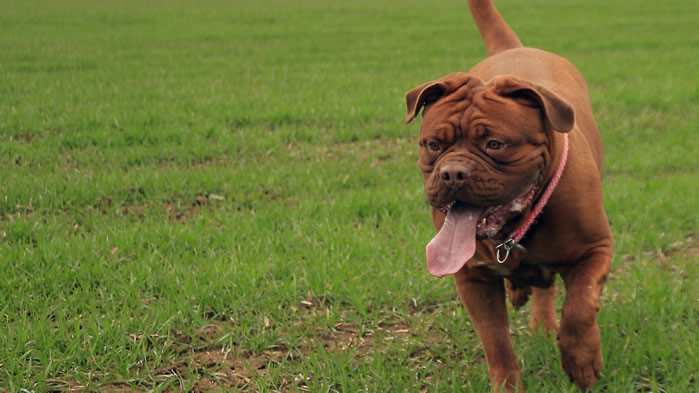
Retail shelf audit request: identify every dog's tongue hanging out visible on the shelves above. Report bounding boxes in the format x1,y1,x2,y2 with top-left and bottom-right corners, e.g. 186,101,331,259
426,203,484,277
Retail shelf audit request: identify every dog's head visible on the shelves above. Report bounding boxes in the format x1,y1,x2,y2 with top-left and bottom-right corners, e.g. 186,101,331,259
406,72,575,239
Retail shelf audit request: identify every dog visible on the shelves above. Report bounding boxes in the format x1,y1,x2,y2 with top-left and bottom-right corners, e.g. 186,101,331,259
405,0,613,391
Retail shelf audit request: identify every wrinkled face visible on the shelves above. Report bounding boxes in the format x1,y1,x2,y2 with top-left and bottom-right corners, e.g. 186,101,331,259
417,85,550,237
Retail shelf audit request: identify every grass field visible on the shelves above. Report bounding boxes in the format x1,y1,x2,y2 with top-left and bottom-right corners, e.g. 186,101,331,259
1,0,697,391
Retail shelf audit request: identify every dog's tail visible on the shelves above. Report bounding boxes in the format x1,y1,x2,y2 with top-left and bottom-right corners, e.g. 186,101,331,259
468,0,523,56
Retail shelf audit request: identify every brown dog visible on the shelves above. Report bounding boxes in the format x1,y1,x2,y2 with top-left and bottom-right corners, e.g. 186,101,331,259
405,0,612,391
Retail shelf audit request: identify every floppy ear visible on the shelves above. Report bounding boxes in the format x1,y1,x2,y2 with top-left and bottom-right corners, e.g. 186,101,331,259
405,81,448,123
492,75,575,133
405,72,478,123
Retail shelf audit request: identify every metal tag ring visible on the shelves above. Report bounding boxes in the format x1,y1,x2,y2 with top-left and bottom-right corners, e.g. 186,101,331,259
495,239,515,264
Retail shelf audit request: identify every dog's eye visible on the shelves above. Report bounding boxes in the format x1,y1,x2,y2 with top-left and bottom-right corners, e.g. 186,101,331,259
427,141,441,152
486,140,504,150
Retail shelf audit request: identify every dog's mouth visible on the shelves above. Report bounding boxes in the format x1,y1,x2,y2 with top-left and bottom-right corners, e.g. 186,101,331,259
426,184,537,277
476,184,537,238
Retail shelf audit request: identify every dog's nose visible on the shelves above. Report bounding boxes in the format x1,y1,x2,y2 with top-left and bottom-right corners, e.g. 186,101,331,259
440,164,471,188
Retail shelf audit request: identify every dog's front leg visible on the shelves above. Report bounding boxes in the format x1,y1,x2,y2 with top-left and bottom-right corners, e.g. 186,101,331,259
454,270,524,392
559,249,611,389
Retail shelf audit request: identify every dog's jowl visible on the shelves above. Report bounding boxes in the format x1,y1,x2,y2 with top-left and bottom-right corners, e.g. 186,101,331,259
405,0,613,391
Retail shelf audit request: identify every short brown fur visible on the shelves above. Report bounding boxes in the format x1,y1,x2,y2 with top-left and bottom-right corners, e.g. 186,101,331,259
405,1,612,391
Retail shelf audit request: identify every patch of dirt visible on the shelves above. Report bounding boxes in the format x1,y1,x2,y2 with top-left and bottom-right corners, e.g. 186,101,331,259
93,292,456,392
663,235,696,258
5,131,39,143
89,193,226,223
619,235,696,265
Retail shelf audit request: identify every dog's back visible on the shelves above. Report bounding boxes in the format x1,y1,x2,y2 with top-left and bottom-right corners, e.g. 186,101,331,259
468,0,605,172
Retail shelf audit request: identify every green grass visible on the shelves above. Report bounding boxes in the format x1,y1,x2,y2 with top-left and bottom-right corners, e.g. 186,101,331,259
0,0,697,391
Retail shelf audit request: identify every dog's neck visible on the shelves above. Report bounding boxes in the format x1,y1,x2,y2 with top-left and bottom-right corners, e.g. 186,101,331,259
494,133,570,263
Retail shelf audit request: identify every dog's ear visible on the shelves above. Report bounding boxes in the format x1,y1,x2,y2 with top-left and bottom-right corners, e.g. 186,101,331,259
492,75,575,133
405,73,477,123
405,81,448,123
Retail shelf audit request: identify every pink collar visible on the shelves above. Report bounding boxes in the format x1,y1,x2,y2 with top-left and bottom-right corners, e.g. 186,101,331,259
496,133,569,263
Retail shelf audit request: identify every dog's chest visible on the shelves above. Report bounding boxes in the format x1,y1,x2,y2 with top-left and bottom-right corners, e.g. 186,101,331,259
470,241,556,288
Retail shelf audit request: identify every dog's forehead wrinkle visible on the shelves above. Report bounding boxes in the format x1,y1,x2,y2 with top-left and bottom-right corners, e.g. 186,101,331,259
421,110,465,141
480,89,508,105
428,82,483,116
463,112,493,135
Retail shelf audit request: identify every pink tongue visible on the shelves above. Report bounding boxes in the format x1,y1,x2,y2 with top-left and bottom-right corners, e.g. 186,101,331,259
426,203,483,277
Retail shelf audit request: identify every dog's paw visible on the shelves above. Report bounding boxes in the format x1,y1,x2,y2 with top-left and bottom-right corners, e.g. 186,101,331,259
558,323,603,389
